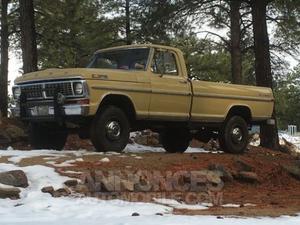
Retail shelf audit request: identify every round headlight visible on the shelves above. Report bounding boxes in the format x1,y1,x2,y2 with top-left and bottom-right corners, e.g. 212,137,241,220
74,82,83,95
13,87,21,99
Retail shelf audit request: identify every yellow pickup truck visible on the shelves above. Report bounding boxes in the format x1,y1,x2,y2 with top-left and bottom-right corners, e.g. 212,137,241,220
12,44,274,154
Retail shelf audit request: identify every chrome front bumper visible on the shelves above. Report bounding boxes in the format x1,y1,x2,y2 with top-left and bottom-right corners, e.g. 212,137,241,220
12,104,89,118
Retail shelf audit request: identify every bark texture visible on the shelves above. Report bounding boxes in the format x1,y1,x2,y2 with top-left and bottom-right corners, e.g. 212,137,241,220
19,0,38,73
0,0,9,117
251,0,279,150
125,0,132,45
230,0,243,84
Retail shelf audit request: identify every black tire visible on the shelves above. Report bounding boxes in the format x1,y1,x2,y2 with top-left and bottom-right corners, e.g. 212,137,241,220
29,123,68,150
90,106,130,152
218,116,249,154
160,128,191,153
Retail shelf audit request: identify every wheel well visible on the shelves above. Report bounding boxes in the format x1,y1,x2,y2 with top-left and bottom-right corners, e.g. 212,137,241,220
226,106,252,124
98,94,136,123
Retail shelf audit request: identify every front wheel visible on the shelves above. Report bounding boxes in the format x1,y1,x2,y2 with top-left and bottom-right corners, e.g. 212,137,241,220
90,106,130,152
218,116,249,154
29,123,68,150
160,128,191,153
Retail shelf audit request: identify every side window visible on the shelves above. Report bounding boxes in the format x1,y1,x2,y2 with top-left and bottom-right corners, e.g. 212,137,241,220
151,50,178,76
164,52,178,75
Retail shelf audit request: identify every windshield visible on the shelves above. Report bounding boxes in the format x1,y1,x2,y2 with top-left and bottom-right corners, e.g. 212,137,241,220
87,48,150,71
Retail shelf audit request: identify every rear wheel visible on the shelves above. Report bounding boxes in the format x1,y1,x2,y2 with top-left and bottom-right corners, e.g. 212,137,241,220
29,123,68,150
90,106,130,152
218,116,249,154
160,128,191,153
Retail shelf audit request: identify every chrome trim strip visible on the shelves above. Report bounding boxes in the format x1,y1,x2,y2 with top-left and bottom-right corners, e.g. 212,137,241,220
91,86,151,93
91,86,190,96
86,78,147,84
193,93,274,102
15,76,83,85
152,90,191,96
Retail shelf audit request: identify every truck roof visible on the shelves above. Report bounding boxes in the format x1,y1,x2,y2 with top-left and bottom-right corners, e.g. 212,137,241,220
94,44,183,54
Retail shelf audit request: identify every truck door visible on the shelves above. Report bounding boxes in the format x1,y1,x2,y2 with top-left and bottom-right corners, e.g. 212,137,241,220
149,49,192,121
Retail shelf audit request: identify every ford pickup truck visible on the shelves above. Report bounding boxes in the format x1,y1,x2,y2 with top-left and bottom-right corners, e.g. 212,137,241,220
12,44,274,154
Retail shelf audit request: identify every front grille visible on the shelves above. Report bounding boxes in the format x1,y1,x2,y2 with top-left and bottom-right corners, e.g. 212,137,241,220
45,82,73,97
21,84,43,99
18,79,85,100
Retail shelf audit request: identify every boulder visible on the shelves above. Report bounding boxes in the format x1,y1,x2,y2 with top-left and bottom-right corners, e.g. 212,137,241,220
0,186,21,199
208,164,233,182
121,179,134,192
41,186,54,194
0,170,29,188
134,130,160,147
52,187,71,197
280,138,300,157
131,212,140,216
134,135,148,145
64,180,78,187
235,171,259,183
204,170,223,185
74,184,90,195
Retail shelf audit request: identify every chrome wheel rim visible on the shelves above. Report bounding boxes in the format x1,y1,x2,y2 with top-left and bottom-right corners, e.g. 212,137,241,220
232,127,243,144
105,121,121,140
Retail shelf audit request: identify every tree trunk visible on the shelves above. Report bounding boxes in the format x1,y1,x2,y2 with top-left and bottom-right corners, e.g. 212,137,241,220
229,0,242,84
19,0,38,73
125,0,132,45
251,0,279,150
0,0,9,117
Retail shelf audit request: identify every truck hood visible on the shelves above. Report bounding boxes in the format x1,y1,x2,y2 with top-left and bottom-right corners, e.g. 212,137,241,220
14,68,139,84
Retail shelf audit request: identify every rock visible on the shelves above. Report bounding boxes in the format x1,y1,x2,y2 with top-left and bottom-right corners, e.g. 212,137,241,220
131,212,140,216
235,159,254,172
205,170,223,185
280,138,300,157
0,130,11,145
134,130,160,147
235,171,259,183
0,186,21,199
208,164,233,182
0,170,29,188
64,180,78,187
100,157,110,162
52,187,71,197
121,180,134,192
193,170,223,185
41,186,54,194
134,134,148,145
5,125,27,140
74,184,90,195
155,213,163,216
141,130,151,136
203,139,219,152
282,164,300,180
